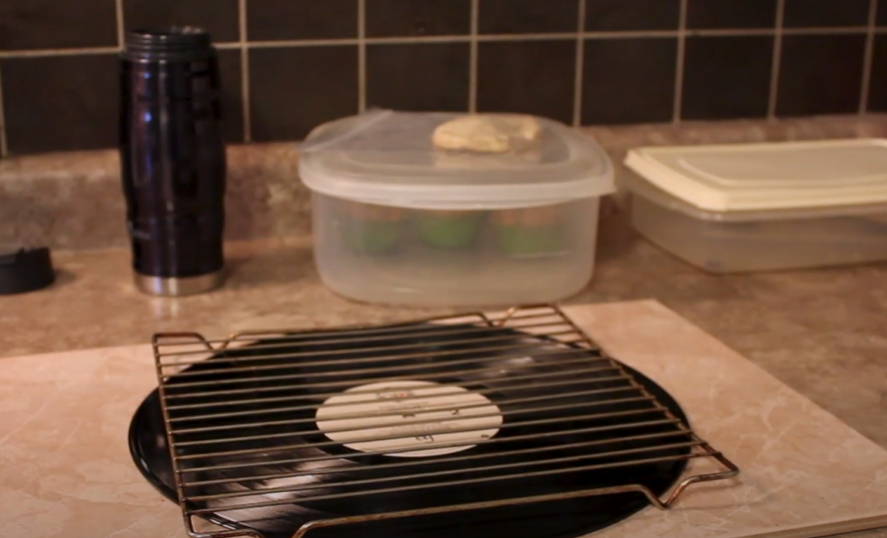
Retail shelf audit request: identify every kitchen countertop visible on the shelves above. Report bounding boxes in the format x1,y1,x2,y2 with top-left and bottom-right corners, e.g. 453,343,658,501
3,210,887,537
6,114,887,253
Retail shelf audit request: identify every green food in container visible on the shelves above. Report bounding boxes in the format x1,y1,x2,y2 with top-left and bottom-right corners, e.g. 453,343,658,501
415,211,484,250
493,207,566,257
339,202,406,255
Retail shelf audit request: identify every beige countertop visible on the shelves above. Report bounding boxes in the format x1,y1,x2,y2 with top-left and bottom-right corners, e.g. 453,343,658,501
4,300,887,538
2,209,887,537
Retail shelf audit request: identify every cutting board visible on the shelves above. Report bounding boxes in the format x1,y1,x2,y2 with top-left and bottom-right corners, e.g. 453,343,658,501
1,300,886,538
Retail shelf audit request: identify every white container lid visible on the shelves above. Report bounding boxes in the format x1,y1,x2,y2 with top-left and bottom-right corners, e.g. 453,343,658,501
624,138,887,213
298,110,615,210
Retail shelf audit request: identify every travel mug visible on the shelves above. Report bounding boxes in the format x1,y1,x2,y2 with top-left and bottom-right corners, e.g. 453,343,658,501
118,26,227,296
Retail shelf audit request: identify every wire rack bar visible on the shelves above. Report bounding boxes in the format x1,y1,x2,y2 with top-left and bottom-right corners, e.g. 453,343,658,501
153,311,561,361
157,319,579,364
174,406,668,461
172,395,655,446
164,372,633,412
178,417,685,474
168,383,641,424
280,479,713,538
160,345,599,391
160,329,586,377
183,429,693,488
185,441,707,503
162,359,623,401
187,452,712,515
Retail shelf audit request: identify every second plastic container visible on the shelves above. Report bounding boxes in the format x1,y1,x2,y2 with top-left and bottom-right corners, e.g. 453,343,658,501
622,139,887,273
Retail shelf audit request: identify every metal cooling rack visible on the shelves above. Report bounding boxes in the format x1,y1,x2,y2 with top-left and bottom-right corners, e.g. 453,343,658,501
152,304,739,538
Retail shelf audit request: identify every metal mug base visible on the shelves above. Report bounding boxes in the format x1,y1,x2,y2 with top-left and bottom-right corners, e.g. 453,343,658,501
134,270,225,297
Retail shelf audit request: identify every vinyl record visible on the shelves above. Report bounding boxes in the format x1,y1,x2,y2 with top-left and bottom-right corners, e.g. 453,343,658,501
129,323,691,538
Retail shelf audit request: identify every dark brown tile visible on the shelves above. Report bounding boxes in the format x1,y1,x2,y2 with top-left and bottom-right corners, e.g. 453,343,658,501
867,35,887,111
123,0,240,43
682,36,773,120
476,40,576,124
366,0,470,37
784,0,870,28
247,0,357,41
216,50,244,143
367,43,469,112
479,0,579,34
687,0,777,29
879,0,887,25
249,47,358,141
586,0,681,31
582,38,677,125
0,0,117,50
2,54,118,155
777,34,866,117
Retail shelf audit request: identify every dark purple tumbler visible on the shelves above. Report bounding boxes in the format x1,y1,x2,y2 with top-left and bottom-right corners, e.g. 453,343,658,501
119,26,226,296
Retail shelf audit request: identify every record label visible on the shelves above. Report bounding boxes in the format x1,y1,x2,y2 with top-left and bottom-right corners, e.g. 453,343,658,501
315,380,503,458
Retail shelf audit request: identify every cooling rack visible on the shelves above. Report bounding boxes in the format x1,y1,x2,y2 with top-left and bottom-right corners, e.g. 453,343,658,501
151,304,739,538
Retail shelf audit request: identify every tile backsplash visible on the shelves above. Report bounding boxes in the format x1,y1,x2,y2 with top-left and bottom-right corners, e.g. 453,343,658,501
0,0,885,157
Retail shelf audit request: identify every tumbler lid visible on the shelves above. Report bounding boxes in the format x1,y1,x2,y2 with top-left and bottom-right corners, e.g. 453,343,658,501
122,26,214,61
0,246,55,296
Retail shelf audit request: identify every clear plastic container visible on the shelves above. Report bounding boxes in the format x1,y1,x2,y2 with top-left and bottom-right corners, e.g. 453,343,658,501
298,110,615,306
622,139,887,273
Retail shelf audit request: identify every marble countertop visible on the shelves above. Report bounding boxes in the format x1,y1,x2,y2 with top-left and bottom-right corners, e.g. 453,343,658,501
2,211,887,537
5,300,887,538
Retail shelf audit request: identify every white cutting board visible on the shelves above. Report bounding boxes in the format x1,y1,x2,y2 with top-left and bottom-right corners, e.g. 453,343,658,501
1,300,886,538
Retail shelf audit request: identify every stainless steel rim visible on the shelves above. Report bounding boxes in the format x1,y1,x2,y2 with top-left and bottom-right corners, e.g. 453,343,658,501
134,270,224,297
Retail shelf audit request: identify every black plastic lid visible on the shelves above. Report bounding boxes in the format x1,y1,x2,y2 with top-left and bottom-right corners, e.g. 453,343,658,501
0,247,55,295
122,26,214,61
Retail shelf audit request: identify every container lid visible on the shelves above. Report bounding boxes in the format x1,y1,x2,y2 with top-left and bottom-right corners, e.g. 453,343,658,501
298,110,614,210
624,138,887,213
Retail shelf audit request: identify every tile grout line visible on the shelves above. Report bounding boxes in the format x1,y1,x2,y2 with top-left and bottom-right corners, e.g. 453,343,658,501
671,0,688,124
358,0,367,113
860,0,879,114
469,0,479,113
240,0,251,143
767,0,786,119
774,26,869,35
2,27,884,59
572,0,586,127
0,63,7,157
115,0,125,49
0,47,122,59
234,38,363,49
584,29,682,39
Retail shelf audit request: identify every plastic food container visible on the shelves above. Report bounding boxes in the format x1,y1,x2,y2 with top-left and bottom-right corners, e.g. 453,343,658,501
622,139,887,273
298,110,615,306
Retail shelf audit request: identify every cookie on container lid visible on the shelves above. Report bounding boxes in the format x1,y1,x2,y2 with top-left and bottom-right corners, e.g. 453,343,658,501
432,114,542,154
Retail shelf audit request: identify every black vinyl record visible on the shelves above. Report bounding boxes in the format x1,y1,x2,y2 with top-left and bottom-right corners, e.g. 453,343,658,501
129,324,691,538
